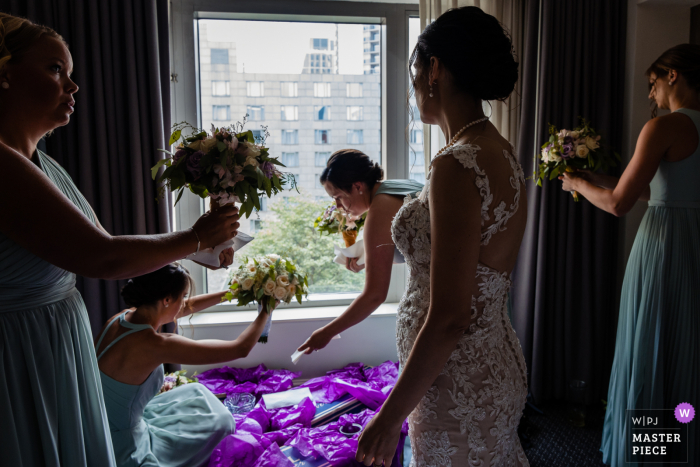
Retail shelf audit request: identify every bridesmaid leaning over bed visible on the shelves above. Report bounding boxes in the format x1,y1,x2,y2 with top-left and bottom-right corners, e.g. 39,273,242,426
0,14,240,466
95,263,269,467
560,44,700,467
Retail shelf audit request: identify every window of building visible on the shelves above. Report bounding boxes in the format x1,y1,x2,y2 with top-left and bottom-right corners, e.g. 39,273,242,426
281,152,299,167
346,106,363,121
212,105,229,121
346,82,363,98
281,130,298,145
410,171,425,184
252,219,264,232
281,82,298,97
258,197,267,211
211,48,229,64
410,150,425,167
410,129,423,144
247,105,265,120
247,81,264,97
315,151,331,167
251,129,264,144
212,80,230,96
313,38,329,50
313,82,331,97
347,129,363,144
315,174,325,189
280,105,298,121
315,130,331,145
314,105,331,121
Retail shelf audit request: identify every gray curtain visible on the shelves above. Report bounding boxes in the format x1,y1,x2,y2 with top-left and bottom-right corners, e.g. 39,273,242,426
2,0,173,337
512,0,627,405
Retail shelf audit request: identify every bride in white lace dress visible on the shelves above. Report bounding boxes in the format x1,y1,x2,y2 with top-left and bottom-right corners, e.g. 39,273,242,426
356,7,529,467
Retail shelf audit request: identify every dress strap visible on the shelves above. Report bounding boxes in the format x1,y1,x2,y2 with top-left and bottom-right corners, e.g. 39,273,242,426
96,312,153,361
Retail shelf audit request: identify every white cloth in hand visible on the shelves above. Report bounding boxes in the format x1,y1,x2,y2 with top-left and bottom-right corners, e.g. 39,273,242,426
185,232,255,267
333,238,365,266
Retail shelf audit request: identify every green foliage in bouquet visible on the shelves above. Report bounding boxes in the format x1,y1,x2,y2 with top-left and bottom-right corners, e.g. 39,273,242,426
314,202,366,236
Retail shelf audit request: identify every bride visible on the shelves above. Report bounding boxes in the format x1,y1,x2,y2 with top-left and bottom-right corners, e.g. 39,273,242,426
356,7,529,467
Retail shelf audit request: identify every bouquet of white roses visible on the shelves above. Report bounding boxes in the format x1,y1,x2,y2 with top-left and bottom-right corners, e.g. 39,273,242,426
314,202,366,247
158,370,197,395
536,118,620,201
224,254,309,343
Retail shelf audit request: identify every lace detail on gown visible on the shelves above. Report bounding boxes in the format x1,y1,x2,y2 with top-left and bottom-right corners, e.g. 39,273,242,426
392,144,529,467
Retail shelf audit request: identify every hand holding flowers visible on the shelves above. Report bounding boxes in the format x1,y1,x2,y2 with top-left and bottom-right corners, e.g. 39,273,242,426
314,202,367,247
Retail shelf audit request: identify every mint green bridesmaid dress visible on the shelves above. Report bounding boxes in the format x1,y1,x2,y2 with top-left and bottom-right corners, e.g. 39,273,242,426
601,109,700,466
0,151,116,465
96,311,234,466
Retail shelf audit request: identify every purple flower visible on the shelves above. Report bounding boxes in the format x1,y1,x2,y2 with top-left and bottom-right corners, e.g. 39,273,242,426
164,375,177,383
173,149,187,164
260,161,275,179
562,143,574,158
187,151,205,179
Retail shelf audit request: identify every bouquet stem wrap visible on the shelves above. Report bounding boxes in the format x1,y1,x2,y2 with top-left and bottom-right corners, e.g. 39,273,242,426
341,230,357,248
258,301,276,344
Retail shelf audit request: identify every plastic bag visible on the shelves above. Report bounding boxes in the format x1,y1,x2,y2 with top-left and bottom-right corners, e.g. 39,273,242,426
198,364,300,398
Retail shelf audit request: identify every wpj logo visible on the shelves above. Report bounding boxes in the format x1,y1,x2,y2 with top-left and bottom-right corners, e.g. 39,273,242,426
626,406,691,463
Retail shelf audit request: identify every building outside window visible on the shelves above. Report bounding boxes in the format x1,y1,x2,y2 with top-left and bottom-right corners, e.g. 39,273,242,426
347,129,363,144
346,106,363,121
281,130,298,145
281,152,299,167
346,82,363,97
410,129,423,144
410,150,425,166
281,82,298,97
313,82,331,97
280,105,298,121
247,105,265,120
314,106,331,121
247,81,264,97
211,48,228,64
252,219,264,232
212,105,229,121
251,129,264,143
410,171,425,184
315,151,331,167
212,80,230,96
315,130,331,144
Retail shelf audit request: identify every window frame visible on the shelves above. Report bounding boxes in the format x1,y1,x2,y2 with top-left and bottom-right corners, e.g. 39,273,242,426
170,0,418,310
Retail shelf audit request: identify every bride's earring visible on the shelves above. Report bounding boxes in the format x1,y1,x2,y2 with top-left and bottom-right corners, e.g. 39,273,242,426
429,81,434,98
1,82,8,89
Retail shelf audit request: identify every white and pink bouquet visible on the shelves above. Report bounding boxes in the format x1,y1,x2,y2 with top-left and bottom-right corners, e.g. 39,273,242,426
152,118,293,217
314,202,366,247
158,370,197,395
536,119,620,201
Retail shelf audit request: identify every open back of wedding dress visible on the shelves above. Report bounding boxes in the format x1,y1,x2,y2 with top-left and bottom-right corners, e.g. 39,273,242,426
391,142,530,467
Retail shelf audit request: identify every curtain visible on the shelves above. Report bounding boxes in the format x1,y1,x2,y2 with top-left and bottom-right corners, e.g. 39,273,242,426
418,0,523,167
2,0,173,338
511,0,627,405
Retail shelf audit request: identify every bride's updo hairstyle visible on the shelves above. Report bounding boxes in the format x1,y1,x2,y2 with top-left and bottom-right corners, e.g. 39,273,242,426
320,149,384,192
121,263,195,308
409,6,518,102
0,13,65,71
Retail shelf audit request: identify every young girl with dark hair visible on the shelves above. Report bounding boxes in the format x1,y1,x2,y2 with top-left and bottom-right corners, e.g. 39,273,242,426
297,149,423,354
95,263,269,467
560,43,700,467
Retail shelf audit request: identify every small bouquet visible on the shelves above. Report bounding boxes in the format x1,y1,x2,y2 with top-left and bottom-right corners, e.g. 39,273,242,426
152,118,293,217
314,202,366,247
158,370,197,395
536,119,620,201
224,254,309,343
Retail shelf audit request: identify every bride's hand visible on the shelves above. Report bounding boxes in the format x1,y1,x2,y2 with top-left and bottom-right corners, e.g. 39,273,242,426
346,257,365,273
297,327,334,354
356,411,402,467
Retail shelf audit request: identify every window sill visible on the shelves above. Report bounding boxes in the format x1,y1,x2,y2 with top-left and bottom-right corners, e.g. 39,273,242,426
179,302,399,328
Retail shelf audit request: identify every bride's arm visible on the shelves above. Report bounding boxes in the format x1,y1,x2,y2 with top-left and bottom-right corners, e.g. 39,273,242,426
356,155,482,466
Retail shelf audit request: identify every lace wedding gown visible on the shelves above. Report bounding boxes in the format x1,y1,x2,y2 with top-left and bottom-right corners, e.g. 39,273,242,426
391,143,530,467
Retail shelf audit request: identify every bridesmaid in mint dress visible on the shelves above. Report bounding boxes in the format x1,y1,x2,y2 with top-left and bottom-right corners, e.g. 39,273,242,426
0,14,239,465
297,149,423,354
560,44,700,466
95,264,269,466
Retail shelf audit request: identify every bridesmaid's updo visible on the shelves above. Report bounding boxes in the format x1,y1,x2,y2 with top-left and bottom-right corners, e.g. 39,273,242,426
320,149,384,192
0,13,65,70
410,6,518,102
646,44,700,93
121,263,194,308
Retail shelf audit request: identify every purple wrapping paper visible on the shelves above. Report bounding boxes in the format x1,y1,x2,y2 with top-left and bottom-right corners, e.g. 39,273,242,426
208,361,403,467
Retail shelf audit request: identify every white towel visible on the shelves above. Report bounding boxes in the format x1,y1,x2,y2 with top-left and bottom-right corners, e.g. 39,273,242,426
184,232,254,268
333,238,365,266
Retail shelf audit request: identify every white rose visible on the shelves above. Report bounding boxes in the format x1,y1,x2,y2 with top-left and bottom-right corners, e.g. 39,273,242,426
187,139,204,151
540,149,550,163
276,275,289,287
585,136,599,150
245,156,259,167
240,141,261,158
263,280,276,296
287,285,296,296
241,278,254,290
268,254,280,262
202,136,218,153
274,286,288,300
247,264,257,274
575,145,589,158
570,131,580,139
549,151,562,163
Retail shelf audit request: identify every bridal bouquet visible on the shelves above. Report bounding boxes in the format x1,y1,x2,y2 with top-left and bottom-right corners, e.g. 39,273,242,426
536,119,620,201
314,202,366,247
158,370,197,395
152,118,293,217
224,254,309,343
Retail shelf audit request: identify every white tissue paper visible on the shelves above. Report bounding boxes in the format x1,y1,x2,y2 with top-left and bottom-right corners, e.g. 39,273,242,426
262,387,313,409
291,334,341,365
184,232,254,268
333,238,365,266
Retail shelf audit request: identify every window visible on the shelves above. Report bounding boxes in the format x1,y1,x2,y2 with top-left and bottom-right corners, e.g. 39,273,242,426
252,219,264,232
211,48,229,64
288,173,299,185
247,105,265,121
258,197,268,211
281,130,298,145
410,150,425,167
313,38,329,50
410,171,425,184
314,82,331,97
410,129,423,144
315,151,331,167
212,80,230,96
315,130,331,145
315,174,325,189
346,82,363,97
280,105,298,121
347,129,363,144
251,129,264,143
212,105,229,121
314,106,331,121
247,82,264,97
281,152,299,167
281,82,298,97
346,106,363,121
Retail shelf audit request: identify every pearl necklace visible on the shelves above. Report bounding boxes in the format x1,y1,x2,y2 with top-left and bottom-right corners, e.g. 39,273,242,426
434,116,489,158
